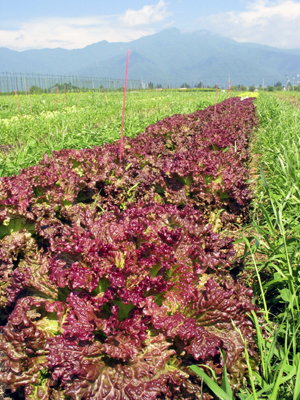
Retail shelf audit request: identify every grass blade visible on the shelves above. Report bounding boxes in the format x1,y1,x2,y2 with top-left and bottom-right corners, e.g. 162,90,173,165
189,365,233,400
260,163,269,195
221,350,234,399
243,235,269,322
294,355,300,400
269,325,299,400
249,310,267,381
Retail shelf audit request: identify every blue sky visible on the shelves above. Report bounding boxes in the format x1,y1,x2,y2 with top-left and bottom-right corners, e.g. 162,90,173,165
1,0,300,50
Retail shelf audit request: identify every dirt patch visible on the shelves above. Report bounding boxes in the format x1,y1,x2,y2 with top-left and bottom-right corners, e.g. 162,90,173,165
0,145,13,155
276,94,300,108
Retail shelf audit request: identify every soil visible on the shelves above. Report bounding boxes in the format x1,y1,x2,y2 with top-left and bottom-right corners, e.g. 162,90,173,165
276,93,300,108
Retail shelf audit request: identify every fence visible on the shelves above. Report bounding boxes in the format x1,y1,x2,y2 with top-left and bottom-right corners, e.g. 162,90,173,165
0,72,142,93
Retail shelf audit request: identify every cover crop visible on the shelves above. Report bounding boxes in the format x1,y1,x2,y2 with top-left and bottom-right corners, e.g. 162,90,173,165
0,97,259,399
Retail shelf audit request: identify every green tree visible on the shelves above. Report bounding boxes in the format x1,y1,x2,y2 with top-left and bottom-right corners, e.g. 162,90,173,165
29,85,44,94
156,84,163,89
274,81,282,87
196,81,203,88
148,82,154,89
180,83,190,88
51,82,76,92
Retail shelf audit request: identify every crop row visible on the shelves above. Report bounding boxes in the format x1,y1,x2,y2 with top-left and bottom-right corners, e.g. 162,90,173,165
0,97,258,399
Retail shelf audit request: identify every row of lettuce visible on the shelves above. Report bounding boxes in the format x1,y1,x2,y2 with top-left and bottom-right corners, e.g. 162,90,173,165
0,98,258,399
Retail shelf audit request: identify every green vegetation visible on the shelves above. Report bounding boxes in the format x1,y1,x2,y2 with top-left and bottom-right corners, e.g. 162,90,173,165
243,94,300,398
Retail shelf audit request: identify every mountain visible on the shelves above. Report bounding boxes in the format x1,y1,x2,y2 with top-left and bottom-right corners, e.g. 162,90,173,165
1,28,299,87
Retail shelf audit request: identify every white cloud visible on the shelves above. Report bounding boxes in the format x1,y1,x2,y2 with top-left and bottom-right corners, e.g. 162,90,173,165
0,1,172,51
199,0,300,48
119,0,172,26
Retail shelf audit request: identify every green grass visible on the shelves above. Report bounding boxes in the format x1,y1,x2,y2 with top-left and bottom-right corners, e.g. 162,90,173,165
0,89,227,177
244,94,300,398
250,93,300,312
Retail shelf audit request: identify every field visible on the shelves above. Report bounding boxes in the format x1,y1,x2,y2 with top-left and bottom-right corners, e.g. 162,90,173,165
0,89,228,177
0,88,300,399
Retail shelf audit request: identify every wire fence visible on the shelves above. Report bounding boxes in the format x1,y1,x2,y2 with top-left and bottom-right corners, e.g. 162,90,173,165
2,71,295,94
0,72,142,93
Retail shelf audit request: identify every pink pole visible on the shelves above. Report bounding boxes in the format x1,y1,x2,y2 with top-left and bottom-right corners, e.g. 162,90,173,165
214,84,218,118
230,81,232,111
119,49,130,164
226,85,229,113
14,90,22,120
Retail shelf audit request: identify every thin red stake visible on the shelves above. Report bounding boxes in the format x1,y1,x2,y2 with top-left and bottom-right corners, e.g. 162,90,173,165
230,80,232,111
119,49,130,164
64,84,67,108
77,86,80,109
214,83,218,118
54,86,58,111
27,87,33,116
14,90,22,120
226,85,229,113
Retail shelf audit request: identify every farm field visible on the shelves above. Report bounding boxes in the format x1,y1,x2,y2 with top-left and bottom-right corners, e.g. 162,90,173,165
0,89,300,399
0,89,228,177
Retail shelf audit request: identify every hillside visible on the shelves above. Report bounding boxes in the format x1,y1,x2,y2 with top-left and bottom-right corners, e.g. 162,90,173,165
1,28,300,87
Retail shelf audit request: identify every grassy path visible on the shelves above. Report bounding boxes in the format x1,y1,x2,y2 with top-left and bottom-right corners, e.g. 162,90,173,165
236,93,300,398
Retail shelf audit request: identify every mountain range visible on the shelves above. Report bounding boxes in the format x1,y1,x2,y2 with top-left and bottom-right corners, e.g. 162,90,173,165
1,28,300,87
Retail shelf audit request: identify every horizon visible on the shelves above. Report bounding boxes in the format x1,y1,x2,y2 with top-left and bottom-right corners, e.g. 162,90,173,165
1,1,300,51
